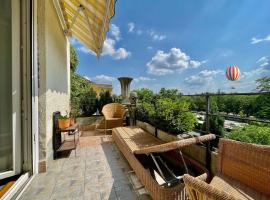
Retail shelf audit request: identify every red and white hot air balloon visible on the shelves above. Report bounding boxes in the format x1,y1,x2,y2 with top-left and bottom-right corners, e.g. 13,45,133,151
226,66,240,81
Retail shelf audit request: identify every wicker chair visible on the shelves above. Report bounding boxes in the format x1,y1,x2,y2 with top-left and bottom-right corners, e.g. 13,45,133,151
183,139,270,200
102,103,126,134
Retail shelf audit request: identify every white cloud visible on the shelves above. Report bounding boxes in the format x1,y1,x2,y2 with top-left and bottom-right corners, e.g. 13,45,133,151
110,24,121,41
147,46,153,50
127,22,135,33
127,23,165,40
83,76,91,81
260,62,269,67
102,38,131,59
78,38,131,60
92,75,116,83
76,24,131,60
251,34,270,44
257,56,269,67
147,48,203,75
242,68,265,79
147,29,166,41
185,70,222,85
133,76,156,82
257,56,267,63
190,60,202,68
77,46,95,55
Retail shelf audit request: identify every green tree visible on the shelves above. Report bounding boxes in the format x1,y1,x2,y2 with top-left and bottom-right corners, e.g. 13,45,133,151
70,45,79,73
97,91,113,113
136,102,156,124
208,100,225,136
135,88,155,103
189,96,205,111
70,73,98,116
256,76,270,92
70,46,98,116
254,76,270,119
158,88,180,100
225,125,270,145
112,94,122,103
80,88,98,116
254,95,270,119
155,98,197,134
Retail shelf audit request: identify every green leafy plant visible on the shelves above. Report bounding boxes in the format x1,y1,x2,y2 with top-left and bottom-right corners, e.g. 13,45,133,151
154,97,197,134
80,88,98,116
225,125,270,145
136,102,156,124
59,111,69,119
70,45,79,73
112,94,122,103
135,88,155,104
97,91,113,113
202,100,225,137
135,88,197,135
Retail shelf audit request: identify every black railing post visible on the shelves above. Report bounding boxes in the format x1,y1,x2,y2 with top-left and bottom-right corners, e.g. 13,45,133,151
151,96,158,137
205,94,210,133
205,94,212,176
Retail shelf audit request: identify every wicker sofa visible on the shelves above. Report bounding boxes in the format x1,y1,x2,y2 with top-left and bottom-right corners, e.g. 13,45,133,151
183,139,270,200
112,126,216,200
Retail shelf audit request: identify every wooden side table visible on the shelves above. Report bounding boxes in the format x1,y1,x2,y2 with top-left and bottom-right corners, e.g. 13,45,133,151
53,123,80,159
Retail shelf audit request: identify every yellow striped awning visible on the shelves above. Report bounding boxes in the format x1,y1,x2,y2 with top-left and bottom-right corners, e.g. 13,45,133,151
53,0,116,57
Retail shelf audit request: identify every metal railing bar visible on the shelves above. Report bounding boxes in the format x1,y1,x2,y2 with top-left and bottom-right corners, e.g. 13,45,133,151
182,92,270,97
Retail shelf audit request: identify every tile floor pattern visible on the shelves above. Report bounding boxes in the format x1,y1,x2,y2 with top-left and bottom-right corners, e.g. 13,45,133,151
20,132,151,200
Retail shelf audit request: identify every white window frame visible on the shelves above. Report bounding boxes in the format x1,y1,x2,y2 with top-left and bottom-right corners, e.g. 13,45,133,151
0,0,22,180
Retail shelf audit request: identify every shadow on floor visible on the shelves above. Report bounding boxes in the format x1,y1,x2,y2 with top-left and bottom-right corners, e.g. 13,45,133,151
19,130,150,200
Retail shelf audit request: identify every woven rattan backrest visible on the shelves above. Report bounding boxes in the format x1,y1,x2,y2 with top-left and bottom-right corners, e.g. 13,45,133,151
102,103,125,118
113,103,126,118
218,139,270,195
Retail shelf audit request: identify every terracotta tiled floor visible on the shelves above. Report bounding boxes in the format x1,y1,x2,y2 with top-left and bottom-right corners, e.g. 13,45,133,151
19,131,151,200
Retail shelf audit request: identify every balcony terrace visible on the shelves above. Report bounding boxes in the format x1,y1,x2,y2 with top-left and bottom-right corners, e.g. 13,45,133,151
20,130,151,200
18,91,270,200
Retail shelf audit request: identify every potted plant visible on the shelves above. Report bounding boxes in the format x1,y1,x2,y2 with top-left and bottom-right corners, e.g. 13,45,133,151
69,109,79,126
58,112,70,129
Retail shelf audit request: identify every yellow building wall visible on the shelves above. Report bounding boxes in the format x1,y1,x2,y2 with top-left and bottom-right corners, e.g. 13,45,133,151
90,83,113,96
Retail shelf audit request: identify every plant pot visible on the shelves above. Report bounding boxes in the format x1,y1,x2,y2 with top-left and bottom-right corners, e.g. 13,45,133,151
157,129,180,142
58,118,70,129
70,118,75,126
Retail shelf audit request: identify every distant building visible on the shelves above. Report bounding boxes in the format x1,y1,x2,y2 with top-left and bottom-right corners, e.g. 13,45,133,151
83,77,113,96
90,83,113,96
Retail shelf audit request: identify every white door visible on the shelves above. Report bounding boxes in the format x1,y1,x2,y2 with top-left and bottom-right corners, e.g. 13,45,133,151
0,0,21,179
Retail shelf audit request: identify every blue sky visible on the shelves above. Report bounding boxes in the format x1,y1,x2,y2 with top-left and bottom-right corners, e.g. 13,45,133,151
72,0,270,94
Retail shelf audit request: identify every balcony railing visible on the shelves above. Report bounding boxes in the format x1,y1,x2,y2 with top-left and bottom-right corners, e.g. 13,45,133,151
135,91,270,174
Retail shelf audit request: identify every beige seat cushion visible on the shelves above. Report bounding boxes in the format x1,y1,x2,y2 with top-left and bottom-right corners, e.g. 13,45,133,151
113,127,163,153
210,174,270,200
105,118,123,121
105,118,123,129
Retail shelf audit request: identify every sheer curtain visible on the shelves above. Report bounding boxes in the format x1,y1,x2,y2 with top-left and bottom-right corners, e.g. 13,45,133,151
0,0,13,173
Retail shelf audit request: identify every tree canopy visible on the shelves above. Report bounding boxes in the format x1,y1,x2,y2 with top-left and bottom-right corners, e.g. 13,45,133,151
256,76,270,92
70,45,79,73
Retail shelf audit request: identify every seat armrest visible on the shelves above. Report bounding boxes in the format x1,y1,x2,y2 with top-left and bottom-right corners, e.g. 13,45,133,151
134,134,216,154
196,173,207,182
183,174,237,200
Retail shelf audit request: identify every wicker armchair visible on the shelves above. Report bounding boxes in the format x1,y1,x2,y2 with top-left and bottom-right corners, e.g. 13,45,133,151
183,139,270,200
102,103,126,134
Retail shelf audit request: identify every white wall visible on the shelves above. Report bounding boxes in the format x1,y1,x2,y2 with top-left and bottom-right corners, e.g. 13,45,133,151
38,0,70,166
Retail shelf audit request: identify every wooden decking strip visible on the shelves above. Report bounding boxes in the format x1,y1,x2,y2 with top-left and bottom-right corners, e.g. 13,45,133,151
0,181,15,198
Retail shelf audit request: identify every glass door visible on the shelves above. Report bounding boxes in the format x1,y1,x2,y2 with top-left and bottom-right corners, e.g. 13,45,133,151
0,0,21,179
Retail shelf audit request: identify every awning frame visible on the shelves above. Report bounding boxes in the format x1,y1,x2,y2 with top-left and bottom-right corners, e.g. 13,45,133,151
53,0,115,57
